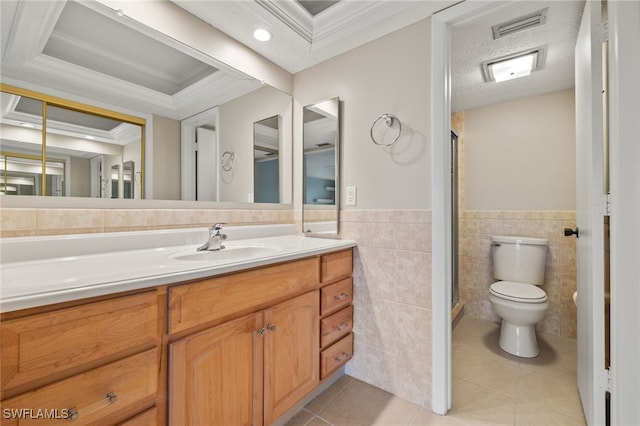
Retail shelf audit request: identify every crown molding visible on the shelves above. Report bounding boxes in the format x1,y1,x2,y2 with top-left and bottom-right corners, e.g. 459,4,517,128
256,0,313,43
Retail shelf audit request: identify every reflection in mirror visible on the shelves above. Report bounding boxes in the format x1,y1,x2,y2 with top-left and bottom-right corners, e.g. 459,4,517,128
302,97,340,234
254,115,280,203
1,88,144,199
111,164,120,199
123,161,134,199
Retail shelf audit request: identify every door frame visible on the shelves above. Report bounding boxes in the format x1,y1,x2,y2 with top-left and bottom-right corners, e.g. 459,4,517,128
431,0,640,422
430,0,502,414
608,1,640,423
181,107,218,201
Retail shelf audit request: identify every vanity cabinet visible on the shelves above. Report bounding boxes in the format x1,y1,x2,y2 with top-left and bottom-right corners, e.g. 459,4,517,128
318,249,354,379
0,291,161,425
168,259,320,426
0,246,354,425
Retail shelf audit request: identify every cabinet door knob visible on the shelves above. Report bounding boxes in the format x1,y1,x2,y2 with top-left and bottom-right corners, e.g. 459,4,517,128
257,327,266,336
267,324,276,332
334,293,349,301
335,322,350,332
334,352,350,363
106,391,118,404
67,407,79,421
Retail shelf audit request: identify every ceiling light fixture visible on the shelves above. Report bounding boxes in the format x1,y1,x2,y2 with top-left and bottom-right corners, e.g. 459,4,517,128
482,48,545,83
252,28,272,42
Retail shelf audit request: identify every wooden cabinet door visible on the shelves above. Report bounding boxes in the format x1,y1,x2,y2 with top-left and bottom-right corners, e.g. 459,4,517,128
169,312,264,426
263,291,319,424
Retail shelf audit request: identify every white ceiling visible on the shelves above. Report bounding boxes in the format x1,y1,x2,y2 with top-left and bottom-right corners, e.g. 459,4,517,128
451,0,585,111
0,0,586,120
171,0,458,74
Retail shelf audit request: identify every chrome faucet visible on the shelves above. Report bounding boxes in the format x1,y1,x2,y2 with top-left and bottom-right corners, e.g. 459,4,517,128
197,223,228,251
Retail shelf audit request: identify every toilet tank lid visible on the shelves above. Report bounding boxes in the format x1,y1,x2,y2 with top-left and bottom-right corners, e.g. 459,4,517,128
491,235,548,246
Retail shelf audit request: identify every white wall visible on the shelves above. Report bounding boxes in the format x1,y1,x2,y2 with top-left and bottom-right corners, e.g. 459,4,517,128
152,115,181,200
294,20,432,210
293,19,434,408
464,89,576,210
218,86,292,204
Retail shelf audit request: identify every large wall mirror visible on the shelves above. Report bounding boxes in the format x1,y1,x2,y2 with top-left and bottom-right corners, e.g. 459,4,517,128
302,97,340,234
0,0,292,206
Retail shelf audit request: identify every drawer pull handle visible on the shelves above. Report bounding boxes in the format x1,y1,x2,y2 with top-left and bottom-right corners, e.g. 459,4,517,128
334,293,349,301
257,327,266,336
334,352,350,363
267,324,277,332
67,407,79,421
106,391,118,404
335,322,350,332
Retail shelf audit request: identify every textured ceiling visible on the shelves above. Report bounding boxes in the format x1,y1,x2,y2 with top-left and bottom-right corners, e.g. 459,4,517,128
451,0,585,112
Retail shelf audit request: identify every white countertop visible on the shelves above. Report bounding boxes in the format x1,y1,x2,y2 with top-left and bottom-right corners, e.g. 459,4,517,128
0,225,356,313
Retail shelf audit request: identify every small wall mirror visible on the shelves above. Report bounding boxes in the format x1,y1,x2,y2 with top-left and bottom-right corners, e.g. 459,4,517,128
254,115,281,203
302,97,340,234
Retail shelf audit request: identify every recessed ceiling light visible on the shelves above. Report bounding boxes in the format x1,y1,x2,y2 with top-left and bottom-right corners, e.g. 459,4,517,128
253,28,272,42
20,123,35,128
84,135,95,140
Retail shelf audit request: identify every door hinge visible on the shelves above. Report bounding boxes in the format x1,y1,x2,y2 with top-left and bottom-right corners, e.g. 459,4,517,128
597,193,611,215
601,367,613,393
596,21,609,42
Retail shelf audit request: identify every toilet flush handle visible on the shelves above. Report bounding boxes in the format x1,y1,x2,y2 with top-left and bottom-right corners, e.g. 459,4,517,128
564,227,579,238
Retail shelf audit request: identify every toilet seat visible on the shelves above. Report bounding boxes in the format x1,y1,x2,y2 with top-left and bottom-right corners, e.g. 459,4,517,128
490,281,548,304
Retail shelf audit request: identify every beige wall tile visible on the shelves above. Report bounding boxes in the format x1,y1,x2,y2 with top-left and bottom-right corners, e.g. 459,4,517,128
396,250,432,308
396,223,431,252
0,209,37,237
37,209,105,234
459,210,577,338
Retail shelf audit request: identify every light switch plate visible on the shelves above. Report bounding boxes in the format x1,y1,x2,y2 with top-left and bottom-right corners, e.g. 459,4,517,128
346,186,357,206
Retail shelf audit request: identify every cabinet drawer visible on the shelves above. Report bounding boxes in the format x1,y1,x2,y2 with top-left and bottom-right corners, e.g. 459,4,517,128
1,349,158,426
320,278,352,316
1,292,159,395
118,407,157,426
169,258,318,336
320,249,352,285
320,333,353,379
320,306,353,348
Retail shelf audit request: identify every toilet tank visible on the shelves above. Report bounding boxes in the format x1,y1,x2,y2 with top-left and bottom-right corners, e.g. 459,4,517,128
491,236,548,285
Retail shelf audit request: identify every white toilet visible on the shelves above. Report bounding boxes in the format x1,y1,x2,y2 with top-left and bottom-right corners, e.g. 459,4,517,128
489,235,549,358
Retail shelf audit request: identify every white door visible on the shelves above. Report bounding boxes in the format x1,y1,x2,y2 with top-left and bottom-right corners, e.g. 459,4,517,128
196,127,217,201
575,1,606,424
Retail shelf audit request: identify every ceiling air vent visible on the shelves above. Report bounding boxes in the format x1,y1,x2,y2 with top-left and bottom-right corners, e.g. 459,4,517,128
492,8,548,39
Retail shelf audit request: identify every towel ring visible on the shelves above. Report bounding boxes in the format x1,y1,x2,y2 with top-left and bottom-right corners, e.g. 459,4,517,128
370,113,401,147
221,151,235,171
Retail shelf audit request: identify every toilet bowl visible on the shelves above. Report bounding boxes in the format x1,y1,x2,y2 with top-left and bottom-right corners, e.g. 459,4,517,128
489,236,549,358
489,281,548,357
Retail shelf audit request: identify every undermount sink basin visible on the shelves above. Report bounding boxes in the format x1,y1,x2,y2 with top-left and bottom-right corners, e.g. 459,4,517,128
170,245,281,262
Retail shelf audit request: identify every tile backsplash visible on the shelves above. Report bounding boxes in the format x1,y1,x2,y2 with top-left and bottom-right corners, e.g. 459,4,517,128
0,208,293,238
459,210,578,338
340,209,433,409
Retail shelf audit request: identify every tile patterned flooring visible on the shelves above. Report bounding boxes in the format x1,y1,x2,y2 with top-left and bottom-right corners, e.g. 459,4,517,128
286,316,586,426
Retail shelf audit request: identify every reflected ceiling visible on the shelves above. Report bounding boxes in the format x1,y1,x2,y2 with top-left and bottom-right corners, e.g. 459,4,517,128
0,0,259,120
